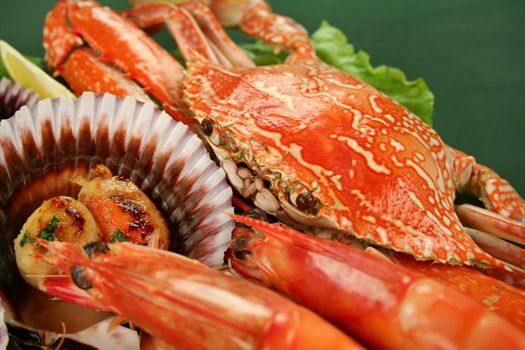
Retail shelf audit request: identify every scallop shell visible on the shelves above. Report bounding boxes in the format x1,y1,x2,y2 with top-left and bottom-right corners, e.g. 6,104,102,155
0,92,234,347
0,300,6,350
0,78,39,120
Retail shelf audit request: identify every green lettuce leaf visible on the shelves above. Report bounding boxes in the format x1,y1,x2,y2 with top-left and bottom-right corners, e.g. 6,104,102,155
240,41,287,66
240,21,434,125
312,21,434,125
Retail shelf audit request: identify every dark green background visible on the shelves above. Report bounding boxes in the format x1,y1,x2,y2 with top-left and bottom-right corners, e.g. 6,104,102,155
1,0,524,195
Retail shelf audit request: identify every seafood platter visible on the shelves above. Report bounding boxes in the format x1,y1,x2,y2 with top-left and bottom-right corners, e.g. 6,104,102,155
1,1,525,349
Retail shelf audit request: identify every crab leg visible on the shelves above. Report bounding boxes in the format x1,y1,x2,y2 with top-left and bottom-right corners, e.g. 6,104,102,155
129,0,316,59
229,216,525,350
165,5,231,66
238,3,316,60
39,240,362,350
451,148,525,221
463,227,525,289
457,204,525,244
450,147,525,245
451,147,525,262
121,2,172,33
466,227,525,270
123,2,254,67
178,2,255,67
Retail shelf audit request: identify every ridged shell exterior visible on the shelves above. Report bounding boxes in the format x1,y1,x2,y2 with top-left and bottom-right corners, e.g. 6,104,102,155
0,92,233,346
0,301,6,350
0,78,39,120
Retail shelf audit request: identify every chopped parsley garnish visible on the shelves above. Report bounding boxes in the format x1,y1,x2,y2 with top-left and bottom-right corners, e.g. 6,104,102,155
38,216,60,241
19,233,35,247
110,229,128,243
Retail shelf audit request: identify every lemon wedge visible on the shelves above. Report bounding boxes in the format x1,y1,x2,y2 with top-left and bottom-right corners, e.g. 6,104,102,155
0,40,75,99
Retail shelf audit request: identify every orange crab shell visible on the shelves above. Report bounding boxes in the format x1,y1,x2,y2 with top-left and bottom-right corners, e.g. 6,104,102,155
184,53,502,268
43,0,184,107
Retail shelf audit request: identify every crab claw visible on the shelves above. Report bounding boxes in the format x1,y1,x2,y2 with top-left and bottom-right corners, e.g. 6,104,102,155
43,0,189,123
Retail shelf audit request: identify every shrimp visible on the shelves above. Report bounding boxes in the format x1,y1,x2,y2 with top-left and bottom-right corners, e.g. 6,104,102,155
229,215,525,350
393,253,525,328
38,240,363,350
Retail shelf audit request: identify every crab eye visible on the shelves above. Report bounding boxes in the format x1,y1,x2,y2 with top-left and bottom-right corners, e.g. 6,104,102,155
200,118,215,136
296,192,318,212
288,184,320,214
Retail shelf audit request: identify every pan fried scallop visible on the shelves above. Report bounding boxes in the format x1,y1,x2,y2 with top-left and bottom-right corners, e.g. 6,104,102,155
75,165,170,250
14,196,100,289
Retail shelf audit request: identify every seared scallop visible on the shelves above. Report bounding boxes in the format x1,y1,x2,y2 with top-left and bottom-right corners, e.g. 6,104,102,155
75,165,170,249
14,196,100,289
